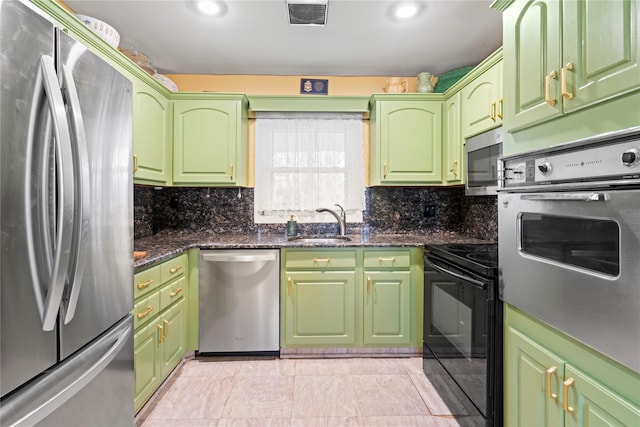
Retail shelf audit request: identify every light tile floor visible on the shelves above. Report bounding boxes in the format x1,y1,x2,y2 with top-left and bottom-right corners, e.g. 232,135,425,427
137,357,484,427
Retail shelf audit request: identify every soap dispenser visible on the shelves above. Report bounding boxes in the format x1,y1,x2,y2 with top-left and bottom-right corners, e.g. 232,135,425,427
286,214,298,237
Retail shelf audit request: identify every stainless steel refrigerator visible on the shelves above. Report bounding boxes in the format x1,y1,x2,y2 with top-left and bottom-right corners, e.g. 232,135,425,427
1,1,134,425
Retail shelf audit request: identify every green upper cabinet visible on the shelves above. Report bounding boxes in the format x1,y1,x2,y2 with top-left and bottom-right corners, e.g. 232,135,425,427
172,94,248,186
369,95,443,186
502,0,640,134
461,58,503,138
133,80,171,185
443,91,464,184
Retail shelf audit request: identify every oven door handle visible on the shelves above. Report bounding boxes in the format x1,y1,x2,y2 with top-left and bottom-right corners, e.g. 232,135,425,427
520,192,608,202
424,257,487,289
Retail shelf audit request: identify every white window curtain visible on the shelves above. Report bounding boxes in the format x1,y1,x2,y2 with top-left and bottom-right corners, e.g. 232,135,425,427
254,112,365,224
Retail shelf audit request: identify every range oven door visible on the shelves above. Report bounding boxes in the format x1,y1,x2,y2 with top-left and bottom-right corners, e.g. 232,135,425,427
498,189,640,373
423,256,501,425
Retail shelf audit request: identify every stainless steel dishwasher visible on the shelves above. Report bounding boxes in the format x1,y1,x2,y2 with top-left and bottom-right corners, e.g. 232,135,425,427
199,249,280,354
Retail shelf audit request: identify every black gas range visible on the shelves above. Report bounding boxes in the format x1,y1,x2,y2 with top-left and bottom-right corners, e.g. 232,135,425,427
423,243,502,427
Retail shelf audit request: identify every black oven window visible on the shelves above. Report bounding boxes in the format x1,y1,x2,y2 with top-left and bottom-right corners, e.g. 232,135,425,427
520,214,620,276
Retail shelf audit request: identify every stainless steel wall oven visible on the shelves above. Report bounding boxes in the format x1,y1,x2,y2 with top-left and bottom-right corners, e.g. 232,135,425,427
498,127,640,373
423,244,501,427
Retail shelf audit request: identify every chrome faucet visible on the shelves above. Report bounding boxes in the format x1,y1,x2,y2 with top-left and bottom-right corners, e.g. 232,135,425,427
316,204,347,236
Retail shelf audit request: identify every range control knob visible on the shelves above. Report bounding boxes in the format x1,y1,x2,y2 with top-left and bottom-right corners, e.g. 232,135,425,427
622,148,640,167
537,162,552,176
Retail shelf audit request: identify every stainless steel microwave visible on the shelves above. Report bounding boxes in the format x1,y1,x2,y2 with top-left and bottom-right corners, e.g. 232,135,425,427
465,127,503,196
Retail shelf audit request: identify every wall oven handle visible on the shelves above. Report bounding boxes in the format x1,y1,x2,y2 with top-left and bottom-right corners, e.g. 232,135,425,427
520,192,608,202
424,257,487,289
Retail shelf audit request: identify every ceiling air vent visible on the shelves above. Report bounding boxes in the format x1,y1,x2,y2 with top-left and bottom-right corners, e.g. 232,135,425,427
287,0,328,26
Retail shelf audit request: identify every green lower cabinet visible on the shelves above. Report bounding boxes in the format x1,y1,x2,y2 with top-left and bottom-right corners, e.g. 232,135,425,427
133,253,190,413
564,365,640,427
363,271,411,345
281,248,423,350
505,304,640,427
284,271,357,346
159,298,187,378
506,326,565,427
133,322,161,413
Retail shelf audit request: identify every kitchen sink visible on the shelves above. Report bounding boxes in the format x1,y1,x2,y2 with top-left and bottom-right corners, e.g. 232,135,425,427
287,235,352,244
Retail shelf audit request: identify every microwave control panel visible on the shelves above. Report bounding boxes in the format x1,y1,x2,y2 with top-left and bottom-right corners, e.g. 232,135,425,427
500,135,640,188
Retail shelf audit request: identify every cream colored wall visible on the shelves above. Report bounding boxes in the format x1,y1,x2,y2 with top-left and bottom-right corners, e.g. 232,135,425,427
164,74,419,95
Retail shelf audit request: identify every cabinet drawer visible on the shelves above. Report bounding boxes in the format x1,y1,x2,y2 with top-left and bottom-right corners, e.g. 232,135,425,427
160,253,187,284
285,250,356,270
134,265,161,299
133,291,160,330
160,275,187,311
364,250,410,269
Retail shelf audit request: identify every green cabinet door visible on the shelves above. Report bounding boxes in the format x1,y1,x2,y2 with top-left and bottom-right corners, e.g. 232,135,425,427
172,96,248,186
284,271,357,346
363,271,411,345
369,95,443,185
502,0,562,132
133,80,171,184
562,0,640,113
564,365,640,427
159,298,186,379
502,0,640,133
134,322,161,413
506,325,565,427
443,91,464,184
461,59,503,138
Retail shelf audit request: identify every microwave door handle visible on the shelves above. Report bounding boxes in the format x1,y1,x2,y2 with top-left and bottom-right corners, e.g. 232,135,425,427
424,257,487,289
520,192,608,202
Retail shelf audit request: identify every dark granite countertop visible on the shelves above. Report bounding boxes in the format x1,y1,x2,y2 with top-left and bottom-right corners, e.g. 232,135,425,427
134,231,494,271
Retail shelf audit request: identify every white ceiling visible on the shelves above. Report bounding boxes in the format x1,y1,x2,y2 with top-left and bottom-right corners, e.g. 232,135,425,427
65,0,503,77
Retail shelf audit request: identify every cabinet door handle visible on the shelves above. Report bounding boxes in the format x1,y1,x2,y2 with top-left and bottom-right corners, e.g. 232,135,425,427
545,70,558,106
450,160,458,178
313,257,330,263
157,324,164,345
137,306,153,319
497,97,504,119
378,257,396,262
287,277,292,295
546,366,558,401
133,154,139,174
561,63,574,100
367,276,371,294
169,265,182,274
137,279,154,290
163,319,170,341
489,101,496,122
169,287,182,298
383,163,388,179
229,163,234,181
563,377,575,414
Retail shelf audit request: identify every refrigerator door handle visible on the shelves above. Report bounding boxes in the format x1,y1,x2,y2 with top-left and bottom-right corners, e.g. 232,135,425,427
25,55,75,331
59,63,91,325
0,317,132,427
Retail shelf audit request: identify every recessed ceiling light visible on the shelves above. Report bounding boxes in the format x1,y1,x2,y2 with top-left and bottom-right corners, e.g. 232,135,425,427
390,2,424,21
194,0,226,17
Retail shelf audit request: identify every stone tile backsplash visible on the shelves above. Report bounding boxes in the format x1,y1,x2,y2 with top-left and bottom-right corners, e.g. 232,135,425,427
134,185,497,241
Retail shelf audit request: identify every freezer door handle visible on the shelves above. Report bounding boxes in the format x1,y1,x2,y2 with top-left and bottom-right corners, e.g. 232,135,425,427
24,55,75,331
59,63,91,325
0,317,132,427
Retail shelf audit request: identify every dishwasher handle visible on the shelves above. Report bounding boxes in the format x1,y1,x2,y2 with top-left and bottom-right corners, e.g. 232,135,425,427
201,252,277,263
